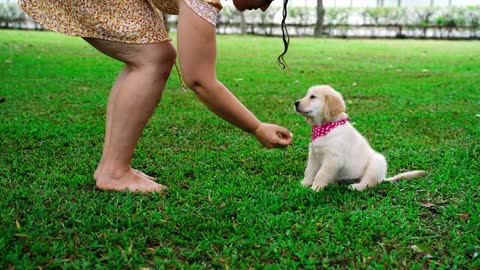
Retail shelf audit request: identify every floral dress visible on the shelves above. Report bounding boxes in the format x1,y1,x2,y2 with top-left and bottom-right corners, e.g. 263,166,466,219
18,0,222,43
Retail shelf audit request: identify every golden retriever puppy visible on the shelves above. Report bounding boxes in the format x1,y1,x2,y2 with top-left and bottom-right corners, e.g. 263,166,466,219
294,85,425,191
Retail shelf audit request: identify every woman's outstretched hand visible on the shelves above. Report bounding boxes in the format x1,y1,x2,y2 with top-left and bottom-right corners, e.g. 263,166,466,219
253,122,293,148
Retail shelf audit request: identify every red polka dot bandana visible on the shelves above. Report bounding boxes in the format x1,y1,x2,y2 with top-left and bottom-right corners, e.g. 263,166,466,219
311,118,349,141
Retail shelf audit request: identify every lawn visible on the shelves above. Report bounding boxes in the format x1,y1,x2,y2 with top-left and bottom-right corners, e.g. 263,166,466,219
0,29,479,269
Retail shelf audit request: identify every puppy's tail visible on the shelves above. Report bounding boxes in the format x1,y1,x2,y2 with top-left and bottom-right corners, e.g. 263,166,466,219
384,170,426,182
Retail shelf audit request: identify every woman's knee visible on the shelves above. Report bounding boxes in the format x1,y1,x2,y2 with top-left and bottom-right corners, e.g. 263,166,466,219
137,42,177,79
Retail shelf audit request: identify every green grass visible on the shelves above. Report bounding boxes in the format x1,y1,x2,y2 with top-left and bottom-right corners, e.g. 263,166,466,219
1,29,479,269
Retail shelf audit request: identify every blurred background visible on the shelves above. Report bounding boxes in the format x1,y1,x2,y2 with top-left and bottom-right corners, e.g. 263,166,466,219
1,0,479,38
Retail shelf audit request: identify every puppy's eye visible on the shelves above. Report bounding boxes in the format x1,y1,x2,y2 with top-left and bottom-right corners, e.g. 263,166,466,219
310,95,316,99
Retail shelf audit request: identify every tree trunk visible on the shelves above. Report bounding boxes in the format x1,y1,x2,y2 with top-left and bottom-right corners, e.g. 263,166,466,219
240,13,246,34
314,0,325,37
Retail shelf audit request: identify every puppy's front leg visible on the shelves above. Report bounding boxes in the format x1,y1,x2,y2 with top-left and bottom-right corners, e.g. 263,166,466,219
301,148,321,187
311,157,339,191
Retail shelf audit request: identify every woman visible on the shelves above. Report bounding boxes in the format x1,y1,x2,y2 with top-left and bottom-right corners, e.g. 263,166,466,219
19,0,293,193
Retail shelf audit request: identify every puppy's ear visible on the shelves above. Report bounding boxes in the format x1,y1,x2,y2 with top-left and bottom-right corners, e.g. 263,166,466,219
323,92,346,121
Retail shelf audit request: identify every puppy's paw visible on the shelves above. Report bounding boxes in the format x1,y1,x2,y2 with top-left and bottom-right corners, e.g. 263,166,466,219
350,183,367,191
311,183,327,191
301,179,313,187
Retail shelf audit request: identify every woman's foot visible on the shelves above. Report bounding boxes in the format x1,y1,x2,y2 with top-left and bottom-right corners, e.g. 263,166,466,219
94,167,167,193
95,163,155,181
133,169,156,180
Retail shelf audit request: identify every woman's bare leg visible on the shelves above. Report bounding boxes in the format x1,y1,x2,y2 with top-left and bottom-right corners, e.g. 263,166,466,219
94,69,154,180
94,68,126,180
85,38,176,193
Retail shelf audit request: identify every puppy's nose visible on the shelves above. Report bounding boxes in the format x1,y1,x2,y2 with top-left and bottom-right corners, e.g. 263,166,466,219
294,101,300,109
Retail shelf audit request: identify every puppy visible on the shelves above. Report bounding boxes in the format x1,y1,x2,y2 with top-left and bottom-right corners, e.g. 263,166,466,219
294,85,425,191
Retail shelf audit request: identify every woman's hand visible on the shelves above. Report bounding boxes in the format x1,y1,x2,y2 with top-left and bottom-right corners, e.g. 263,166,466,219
253,122,293,148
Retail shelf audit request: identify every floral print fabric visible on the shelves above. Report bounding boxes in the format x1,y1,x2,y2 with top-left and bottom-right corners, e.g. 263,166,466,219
18,0,222,43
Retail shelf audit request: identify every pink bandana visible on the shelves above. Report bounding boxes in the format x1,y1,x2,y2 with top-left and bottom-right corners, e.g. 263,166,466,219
311,118,349,141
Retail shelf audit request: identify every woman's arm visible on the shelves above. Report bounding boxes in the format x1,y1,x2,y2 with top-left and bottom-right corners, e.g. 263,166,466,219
176,0,292,148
